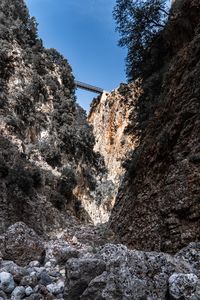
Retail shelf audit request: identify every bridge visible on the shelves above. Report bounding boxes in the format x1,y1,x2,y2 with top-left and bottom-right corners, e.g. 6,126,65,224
75,80,104,94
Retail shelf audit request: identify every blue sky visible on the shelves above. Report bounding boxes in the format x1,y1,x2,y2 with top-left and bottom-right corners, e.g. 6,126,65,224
25,0,126,111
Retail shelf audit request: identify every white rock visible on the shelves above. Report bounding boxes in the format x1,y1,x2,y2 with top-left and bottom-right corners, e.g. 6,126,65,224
47,280,64,295
33,267,45,274
29,260,40,267
0,271,15,293
11,286,25,299
25,286,33,296
30,271,37,276
45,261,51,268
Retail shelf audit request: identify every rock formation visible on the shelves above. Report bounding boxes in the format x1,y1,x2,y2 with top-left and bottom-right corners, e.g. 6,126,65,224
88,84,142,218
88,84,140,185
0,0,110,234
110,0,200,253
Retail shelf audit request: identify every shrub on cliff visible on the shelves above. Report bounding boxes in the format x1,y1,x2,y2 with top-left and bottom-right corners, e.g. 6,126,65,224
113,0,169,80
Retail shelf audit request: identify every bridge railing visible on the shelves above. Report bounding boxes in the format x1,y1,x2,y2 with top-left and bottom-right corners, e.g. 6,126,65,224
75,80,104,94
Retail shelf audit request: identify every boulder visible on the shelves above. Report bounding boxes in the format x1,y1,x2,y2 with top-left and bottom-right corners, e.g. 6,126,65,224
11,286,26,299
0,271,15,293
65,258,106,299
0,222,45,266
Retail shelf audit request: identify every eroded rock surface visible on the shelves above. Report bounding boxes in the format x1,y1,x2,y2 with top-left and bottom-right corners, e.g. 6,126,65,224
0,222,44,266
88,84,141,184
0,0,109,233
110,0,200,253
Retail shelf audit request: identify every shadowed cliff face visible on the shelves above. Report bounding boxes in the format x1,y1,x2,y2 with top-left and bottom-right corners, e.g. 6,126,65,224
109,0,200,253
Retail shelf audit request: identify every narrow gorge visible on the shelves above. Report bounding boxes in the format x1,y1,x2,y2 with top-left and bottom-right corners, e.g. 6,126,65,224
0,0,199,299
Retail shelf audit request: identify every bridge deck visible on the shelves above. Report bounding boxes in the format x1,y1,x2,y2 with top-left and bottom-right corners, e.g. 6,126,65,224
75,80,104,94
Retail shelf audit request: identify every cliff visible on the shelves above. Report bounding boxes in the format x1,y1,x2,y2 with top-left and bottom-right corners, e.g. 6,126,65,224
88,84,141,184
0,0,107,234
109,0,200,253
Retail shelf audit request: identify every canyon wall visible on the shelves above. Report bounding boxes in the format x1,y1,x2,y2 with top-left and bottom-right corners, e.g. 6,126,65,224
0,0,108,234
109,0,200,253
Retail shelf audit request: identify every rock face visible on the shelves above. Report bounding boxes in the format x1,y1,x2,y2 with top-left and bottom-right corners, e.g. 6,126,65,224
0,0,107,234
110,0,200,253
0,222,45,266
88,85,141,184
88,84,141,218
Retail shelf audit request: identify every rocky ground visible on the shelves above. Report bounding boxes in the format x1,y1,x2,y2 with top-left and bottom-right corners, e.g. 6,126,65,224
0,222,200,299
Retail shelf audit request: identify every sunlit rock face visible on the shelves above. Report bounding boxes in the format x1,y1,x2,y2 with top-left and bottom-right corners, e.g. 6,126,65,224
109,0,200,253
88,83,142,218
88,85,141,183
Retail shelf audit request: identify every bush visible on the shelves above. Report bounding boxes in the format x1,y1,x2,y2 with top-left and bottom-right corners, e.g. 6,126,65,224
0,156,8,178
7,165,34,195
50,191,67,210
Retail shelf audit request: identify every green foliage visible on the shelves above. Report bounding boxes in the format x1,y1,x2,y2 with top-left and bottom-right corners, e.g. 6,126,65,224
113,0,169,80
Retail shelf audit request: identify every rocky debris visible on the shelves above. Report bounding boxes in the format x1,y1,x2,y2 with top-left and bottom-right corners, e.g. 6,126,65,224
175,243,200,273
109,0,200,253
0,257,66,299
0,221,115,299
0,229,199,299
0,222,45,266
44,239,81,267
65,258,106,299
64,243,200,300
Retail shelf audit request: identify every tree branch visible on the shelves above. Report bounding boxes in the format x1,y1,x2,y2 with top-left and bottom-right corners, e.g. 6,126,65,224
159,7,170,16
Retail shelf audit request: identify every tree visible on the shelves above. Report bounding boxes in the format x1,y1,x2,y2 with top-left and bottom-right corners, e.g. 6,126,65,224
113,0,169,81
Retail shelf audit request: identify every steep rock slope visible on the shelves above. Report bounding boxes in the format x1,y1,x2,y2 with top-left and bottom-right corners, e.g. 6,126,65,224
88,84,141,218
88,84,141,184
0,0,105,234
110,0,200,253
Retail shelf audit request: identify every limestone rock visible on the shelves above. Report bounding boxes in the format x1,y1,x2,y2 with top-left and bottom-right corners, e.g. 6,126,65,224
25,286,33,296
88,84,141,222
175,243,200,274
0,222,45,266
44,239,79,265
64,258,106,299
0,0,106,235
109,0,200,253
47,280,64,295
11,286,26,299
